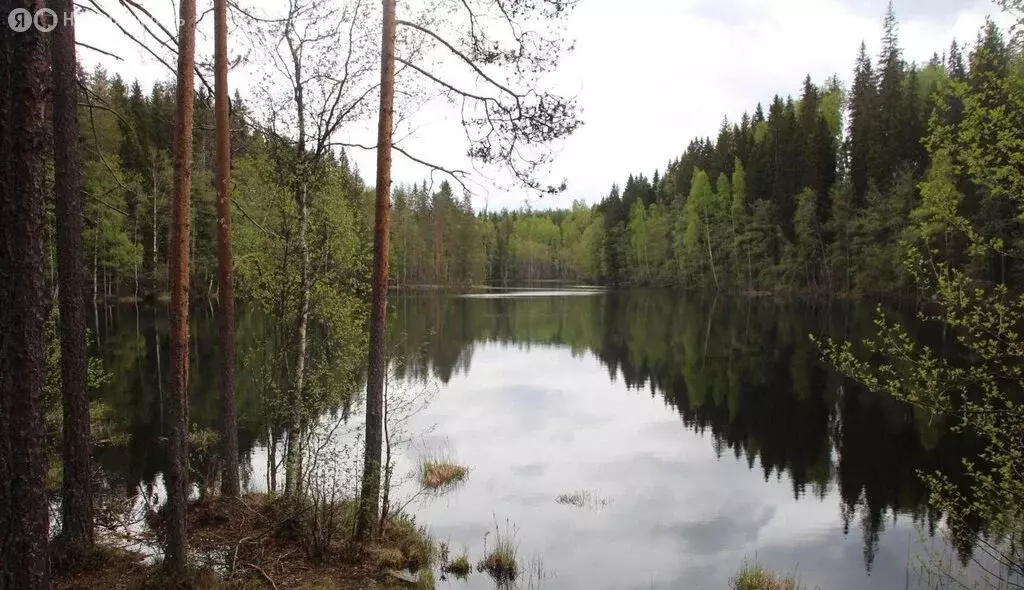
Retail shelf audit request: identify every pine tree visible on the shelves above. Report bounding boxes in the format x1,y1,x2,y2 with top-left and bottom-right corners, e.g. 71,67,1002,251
874,1,905,191
947,40,967,82
52,0,94,550
1,1,53,585
214,0,240,498
848,42,877,200
165,0,198,573
797,76,822,194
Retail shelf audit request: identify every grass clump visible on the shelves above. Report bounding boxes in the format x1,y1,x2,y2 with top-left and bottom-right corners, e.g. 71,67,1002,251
731,563,802,590
476,519,518,582
417,568,436,589
376,547,405,571
438,541,471,580
419,455,469,490
381,513,435,571
444,554,472,577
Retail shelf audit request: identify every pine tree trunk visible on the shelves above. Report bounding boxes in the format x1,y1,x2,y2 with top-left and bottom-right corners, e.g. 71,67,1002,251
52,0,94,549
356,0,397,541
0,4,52,584
165,0,197,576
214,0,240,498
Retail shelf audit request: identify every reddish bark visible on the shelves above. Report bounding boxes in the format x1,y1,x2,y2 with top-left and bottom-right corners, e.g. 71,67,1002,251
356,0,397,541
214,0,240,498
166,0,197,575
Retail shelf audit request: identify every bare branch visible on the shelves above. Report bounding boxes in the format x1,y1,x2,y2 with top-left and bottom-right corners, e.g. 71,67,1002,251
232,197,282,239
327,140,471,194
396,57,493,103
396,18,522,100
75,41,124,62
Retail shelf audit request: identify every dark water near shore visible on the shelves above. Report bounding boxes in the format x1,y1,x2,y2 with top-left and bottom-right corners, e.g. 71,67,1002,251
91,290,992,589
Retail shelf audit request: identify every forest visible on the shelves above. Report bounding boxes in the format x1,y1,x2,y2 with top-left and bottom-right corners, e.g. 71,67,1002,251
60,9,1023,297
2,0,1024,587
397,8,1024,296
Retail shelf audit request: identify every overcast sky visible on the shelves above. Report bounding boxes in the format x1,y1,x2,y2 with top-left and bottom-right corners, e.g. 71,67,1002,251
76,0,1001,211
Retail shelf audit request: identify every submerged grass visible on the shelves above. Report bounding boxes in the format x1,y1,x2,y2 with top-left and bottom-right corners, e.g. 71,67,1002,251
477,519,518,583
438,540,471,579
445,554,472,577
731,563,803,590
555,489,612,509
419,452,469,490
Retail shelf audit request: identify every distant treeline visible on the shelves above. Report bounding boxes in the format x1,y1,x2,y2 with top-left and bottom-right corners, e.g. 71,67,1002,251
78,7,1022,297
390,8,1019,296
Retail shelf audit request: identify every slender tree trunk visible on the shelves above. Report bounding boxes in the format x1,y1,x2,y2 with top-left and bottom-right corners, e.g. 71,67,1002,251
165,0,197,575
154,306,165,435
378,381,391,532
356,0,397,541
0,3,52,584
285,181,309,498
52,0,94,549
151,169,159,298
214,0,240,498
702,208,720,291
133,209,139,300
284,29,311,498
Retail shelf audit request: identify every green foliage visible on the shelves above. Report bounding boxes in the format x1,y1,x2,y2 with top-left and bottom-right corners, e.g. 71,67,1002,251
79,8,1024,302
42,308,110,439
232,147,369,427
820,19,1024,582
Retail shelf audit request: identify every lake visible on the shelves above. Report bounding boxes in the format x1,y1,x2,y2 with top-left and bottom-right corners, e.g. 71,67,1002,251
90,290,989,589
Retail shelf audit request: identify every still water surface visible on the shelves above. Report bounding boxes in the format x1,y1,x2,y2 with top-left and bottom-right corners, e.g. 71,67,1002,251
92,290,984,589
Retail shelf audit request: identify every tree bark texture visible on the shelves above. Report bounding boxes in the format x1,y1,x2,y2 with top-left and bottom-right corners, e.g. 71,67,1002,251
51,0,94,549
165,0,197,575
0,0,53,585
214,0,240,498
356,0,397,542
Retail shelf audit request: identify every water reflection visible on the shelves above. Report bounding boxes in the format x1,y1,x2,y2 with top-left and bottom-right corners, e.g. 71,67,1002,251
91,291,985,588
385,292,983,580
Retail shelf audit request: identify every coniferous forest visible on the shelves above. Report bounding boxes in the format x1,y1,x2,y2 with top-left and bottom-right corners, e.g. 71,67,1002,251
71,8,1024,297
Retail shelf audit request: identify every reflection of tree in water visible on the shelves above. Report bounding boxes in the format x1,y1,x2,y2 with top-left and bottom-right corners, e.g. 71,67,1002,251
90,293,987,572
91,304,350,500
387,291,985,571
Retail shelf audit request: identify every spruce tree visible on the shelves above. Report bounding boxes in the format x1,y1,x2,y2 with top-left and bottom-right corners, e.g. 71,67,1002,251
874,1,905,191
848,41,877,200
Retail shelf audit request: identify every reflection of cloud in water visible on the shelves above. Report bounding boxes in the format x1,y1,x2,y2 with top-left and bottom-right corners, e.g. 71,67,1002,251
652,507,777,556
510,463,546,478
378,294,985,590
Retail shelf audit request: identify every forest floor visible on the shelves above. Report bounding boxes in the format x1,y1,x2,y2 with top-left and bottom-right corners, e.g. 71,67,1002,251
53,494,432,589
